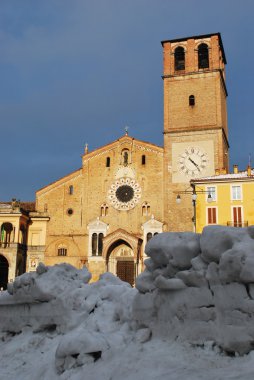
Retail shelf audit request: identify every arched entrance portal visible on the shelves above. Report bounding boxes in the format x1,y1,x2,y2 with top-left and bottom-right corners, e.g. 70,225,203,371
0,255,9,290
106,239,135,286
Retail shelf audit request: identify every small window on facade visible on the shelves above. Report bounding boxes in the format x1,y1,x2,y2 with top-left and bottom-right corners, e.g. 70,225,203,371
101,203,109,217
106,157,110,167
142,202,151,216
198,43,209,69
98,233,103,256
58,247,67,256
92,233,97,256
69,185,73,195
67,208,74,216
207,186,216,201
174,46,185,71
232,186,241,200
189,95,195,106
207,207,217,224
44,204,48,212
142,155,146,165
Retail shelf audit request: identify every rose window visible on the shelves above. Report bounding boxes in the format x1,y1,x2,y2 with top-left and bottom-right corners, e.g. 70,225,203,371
108,178,141,211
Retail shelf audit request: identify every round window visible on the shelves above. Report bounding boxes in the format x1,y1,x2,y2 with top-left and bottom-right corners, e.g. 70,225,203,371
116,185,134,203
67,208,74,216
107,177,141,211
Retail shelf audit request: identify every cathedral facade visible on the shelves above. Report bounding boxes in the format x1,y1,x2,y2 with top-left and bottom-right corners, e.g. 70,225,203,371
36,135,164,283
0,33,229,286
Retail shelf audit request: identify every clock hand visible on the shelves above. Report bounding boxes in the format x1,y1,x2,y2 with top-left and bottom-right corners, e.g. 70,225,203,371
188,157,200,171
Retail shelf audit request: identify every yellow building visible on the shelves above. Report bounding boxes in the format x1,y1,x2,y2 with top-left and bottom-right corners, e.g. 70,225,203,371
190,165,254,233
1,32,231,287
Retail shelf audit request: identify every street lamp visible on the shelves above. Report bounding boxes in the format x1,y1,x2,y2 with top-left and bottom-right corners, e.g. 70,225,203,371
191,186,197,232
175,185,213,233
176,194,181,204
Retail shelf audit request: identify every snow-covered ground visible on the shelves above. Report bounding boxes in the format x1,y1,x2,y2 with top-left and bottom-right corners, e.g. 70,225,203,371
1,226,254,379
1,328,254,380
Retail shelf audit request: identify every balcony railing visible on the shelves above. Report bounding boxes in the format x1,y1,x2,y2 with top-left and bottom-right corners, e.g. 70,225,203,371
227,221,248,227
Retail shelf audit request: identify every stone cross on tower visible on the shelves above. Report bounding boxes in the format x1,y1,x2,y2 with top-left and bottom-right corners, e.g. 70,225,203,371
124,126,129,136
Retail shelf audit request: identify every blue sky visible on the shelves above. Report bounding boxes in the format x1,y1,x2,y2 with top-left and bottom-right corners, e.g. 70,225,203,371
0,0,253,200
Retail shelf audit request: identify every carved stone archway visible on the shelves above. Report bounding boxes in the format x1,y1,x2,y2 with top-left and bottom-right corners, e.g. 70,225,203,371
103,229,143,283
103,229,141,260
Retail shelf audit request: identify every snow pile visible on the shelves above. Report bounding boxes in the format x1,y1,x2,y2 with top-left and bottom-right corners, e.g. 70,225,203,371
1,227,254,379
54,273,137,373
0,266,137,375
7,262,91,301
0,263,91,333
134,226,254,355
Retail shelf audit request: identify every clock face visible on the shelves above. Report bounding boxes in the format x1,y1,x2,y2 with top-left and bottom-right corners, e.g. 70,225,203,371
178,146,208,177
108,178,142,211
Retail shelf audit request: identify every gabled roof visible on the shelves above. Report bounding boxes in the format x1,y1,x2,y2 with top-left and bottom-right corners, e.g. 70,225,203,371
36,134,162,195
87,217,108,230
82,134,163,160
191,169,254,184
142,216,163,228
36,168,82,194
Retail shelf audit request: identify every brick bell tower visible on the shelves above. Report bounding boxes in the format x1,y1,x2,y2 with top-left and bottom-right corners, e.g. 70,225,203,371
161,33,229,231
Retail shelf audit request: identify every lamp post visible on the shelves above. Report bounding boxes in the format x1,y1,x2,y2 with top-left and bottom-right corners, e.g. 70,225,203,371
175,184,212,233
191,185,197,233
